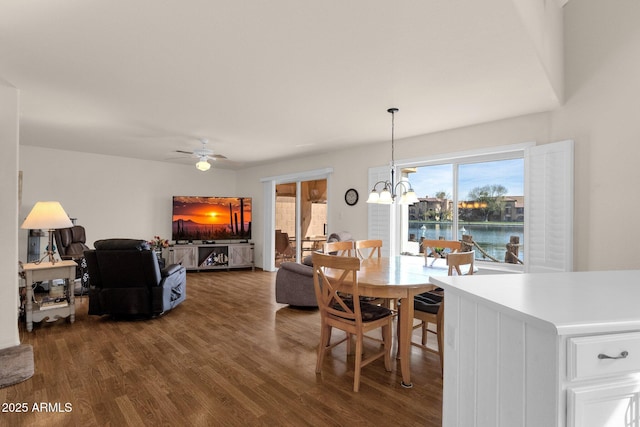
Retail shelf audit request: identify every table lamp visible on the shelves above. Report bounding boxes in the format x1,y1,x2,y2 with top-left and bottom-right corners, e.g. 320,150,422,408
21,201,73,264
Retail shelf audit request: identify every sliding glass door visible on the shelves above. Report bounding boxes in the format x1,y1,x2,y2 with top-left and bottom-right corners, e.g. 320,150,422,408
275,179,327,266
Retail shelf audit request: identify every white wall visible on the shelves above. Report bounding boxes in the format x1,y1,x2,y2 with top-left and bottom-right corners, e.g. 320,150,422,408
18,146,238,261
0,81,20,350
236,112,551,268
549,0,640,271
237,0,640,272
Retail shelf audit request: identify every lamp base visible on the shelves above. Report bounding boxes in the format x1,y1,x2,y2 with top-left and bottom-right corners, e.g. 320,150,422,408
34,230,58,265
34,251,57,265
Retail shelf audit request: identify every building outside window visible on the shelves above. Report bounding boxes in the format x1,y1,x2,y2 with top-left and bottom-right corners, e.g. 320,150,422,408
405,157,524,265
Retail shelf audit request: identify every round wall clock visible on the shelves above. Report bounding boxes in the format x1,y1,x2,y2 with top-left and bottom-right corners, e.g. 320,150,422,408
344,188,359,206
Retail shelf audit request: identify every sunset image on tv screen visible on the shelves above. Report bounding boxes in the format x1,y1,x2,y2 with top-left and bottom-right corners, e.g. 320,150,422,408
172,196,252,241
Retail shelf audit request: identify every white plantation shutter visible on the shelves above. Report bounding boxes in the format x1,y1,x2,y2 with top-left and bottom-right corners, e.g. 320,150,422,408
368,165,394,257
524,140,574,272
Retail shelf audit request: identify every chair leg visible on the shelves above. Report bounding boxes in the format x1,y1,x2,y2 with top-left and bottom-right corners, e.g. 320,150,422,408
395,317,401,359
316,324,331,374
353,334,363,392
437,307,444,377
421,321,427,345
437,329,444,377
383,324,392,372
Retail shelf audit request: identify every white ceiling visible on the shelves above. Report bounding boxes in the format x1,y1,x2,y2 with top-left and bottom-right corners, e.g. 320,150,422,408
0,0,561,169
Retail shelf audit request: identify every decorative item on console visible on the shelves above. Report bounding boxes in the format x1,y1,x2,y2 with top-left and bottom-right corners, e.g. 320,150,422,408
148,236,169,261
148,236,170,251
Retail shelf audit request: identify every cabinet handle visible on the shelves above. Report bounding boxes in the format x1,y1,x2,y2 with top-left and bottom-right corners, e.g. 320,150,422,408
597,350,629,360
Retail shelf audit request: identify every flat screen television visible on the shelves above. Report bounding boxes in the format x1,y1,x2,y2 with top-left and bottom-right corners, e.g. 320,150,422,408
172,196,252,242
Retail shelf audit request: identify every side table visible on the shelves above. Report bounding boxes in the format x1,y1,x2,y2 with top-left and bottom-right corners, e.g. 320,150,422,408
21,260,77,332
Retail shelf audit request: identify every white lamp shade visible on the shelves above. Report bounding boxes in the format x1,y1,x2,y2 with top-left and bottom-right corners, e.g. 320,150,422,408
366,191,380,203
196,159,211,171
21,201,73,230
378,189,393,204
405,189,419,205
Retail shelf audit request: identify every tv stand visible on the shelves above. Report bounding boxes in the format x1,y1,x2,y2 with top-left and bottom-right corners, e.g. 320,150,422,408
167,242,254,271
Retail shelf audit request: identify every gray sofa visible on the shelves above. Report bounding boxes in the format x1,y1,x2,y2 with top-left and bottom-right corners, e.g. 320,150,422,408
275,232,354,307
275,258,316,307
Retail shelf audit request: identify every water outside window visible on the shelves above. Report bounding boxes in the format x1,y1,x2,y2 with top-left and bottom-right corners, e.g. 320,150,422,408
407,158,524,264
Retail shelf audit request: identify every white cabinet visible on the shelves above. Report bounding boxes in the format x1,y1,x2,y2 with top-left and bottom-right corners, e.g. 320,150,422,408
431,270,640,427
567,378,640,427
167,242,254,271
566,332,640,427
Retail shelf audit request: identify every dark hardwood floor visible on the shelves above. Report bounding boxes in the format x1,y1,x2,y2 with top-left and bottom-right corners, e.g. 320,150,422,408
2,270,443,426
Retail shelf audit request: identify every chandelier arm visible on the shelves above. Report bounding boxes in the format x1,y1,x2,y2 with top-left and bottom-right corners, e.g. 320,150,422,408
394,181,409,194
370,180,391,192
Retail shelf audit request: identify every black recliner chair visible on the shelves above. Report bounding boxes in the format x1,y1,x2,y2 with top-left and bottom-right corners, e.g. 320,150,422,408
84,239,186,317
54,225,91,294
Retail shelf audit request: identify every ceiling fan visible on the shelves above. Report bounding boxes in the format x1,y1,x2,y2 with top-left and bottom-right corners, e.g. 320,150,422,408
175,138,227,171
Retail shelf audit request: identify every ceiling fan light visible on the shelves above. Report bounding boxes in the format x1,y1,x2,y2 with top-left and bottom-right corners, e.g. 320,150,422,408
196,159,211,171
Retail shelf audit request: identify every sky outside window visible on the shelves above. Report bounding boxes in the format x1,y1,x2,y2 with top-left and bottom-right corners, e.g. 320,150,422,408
410,159,524,199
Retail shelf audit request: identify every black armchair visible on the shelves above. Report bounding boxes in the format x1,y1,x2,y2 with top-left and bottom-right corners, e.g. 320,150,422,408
84,238,186,317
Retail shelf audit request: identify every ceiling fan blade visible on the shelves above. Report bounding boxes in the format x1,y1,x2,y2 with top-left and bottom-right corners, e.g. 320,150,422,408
211,154,227,160
175,150,193,155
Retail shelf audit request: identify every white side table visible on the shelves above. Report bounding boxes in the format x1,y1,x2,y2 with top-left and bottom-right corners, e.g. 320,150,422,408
21,260,76,332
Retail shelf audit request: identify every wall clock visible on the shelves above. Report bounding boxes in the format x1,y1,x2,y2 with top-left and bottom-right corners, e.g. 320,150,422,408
344,188,359,206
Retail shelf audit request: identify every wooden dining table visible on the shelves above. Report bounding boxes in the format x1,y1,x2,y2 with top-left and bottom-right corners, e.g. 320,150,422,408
331,255,455,388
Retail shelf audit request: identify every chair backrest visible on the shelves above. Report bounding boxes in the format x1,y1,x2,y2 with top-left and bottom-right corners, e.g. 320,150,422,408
54,225,89,259
323,240,355,257
446,250,475,276
422,239,461,257
355,239,382,260
84,239,161,289
275,231,293,255
312,252,362,323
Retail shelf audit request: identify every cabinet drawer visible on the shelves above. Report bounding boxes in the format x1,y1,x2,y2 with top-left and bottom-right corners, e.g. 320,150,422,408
568,332,640,381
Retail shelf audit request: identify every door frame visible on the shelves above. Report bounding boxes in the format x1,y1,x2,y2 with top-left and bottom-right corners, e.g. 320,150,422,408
261,167,333,272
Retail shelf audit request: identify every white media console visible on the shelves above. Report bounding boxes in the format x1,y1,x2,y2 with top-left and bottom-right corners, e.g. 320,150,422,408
166,242,254,271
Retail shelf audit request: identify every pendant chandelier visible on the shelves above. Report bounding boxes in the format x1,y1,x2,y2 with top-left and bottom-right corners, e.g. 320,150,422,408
366,108,419,205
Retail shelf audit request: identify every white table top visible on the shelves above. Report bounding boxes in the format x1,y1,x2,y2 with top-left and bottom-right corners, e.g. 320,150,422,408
430,269,640,335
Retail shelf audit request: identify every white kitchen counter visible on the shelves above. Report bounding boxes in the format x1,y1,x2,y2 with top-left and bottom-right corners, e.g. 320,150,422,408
431,269,640,335
430,269,640,427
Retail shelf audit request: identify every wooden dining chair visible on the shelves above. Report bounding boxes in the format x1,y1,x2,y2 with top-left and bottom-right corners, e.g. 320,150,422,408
312,252,393,392
355,239,394,308
275,230,295,263
422,239,461,267
355,239,382,260
446,250,475,276
323,240,355,257
410,251,475,376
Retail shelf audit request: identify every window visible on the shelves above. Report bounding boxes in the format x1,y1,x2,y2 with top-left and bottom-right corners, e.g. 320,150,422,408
406,158,524,265
369,140,574,272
